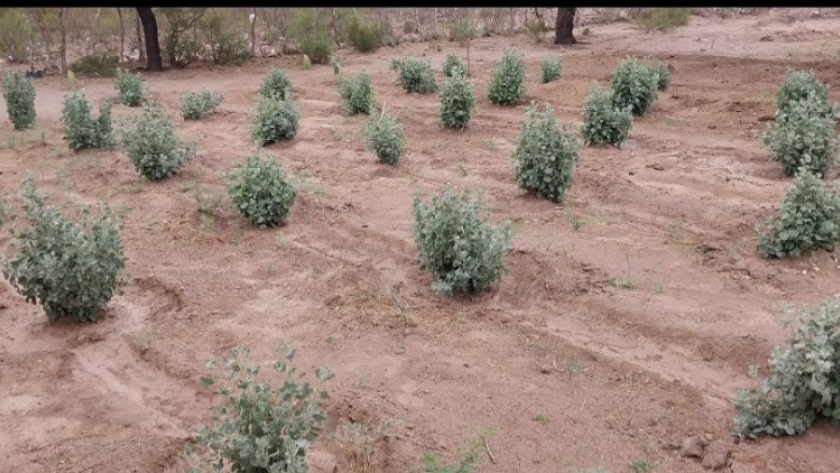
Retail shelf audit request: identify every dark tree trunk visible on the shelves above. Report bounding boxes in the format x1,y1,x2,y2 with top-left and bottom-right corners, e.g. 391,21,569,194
136,7,162,71
555,7,576,45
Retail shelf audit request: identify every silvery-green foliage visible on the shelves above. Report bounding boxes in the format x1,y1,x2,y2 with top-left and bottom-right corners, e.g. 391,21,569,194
442,53,465,78
337,71,374,115
776,68,837,119
733,297,840,438
61,92,114,151
761,94,840,177
180,89,224,120
512,102,579,203
392,57,437,94
487,49,526,106
226,151,297,227
609,56,659,115
581,81,633,147
2,174,125,323
439,69,475,129
121,104,196,180
2,71,36,129
183,343,333,473
366,112,404,165
251,97,300,146
114,68,143,106
756,169,840,258
412,188,512,296
648,59,671,91
540,57,562,84
260,67,293,101
329,56,341,75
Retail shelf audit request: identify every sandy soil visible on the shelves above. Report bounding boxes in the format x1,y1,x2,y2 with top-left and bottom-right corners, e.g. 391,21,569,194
2,11,840,473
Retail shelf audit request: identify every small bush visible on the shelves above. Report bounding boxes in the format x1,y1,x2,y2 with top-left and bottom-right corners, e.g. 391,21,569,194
776,68,837,119
366,112,404,165
182,344,333,472
609,56,659,115
61,92,114,151
260,67,293,101
448,19,475,46
756,170,840,258
2,71,36,130
287,9,333,64
337,71,374,115
207,13,253,66
540,57,562,84
115,68,144,107
69,54,119,77
582,82,633,147
393,58,437,94
330,56,341,75
227,152,297,227
2,174,125,323
413,188,511,296
648,60,671,91
631,8,691,32
439,69,475,129
180,89,224,120
733,297,840,438
347,14,383,53
0,9,30,63
761,94,840,177
512,103,579,203
488,49,526,106
251,97,300,146
121,104,196,181
442,53,465,78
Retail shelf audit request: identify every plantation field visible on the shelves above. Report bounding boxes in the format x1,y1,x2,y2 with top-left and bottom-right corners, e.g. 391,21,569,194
2,11,840,473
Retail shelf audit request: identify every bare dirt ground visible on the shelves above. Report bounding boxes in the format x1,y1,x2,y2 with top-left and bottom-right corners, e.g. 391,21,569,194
2,10,840,473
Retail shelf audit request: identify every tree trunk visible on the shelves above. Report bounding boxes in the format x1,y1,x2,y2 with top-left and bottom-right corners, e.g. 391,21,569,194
118,8,125,62
136,7,162,71
250,8,257,55
59,8,67,74
136,11,145,62
554,7,576,45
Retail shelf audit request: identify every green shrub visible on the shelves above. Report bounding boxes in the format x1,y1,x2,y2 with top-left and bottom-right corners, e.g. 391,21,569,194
2,71,36,130
0,199,6,228
226,152,297,227
631,8,690,32
251,97,300,146
207,13,253,65
582,82,633,147
439,69,475,129
393,58,437,94
512,103,579,203
413,188,512,296
287,9,334,64
448,18,475,46
366,111,404,165
61,92,114,151
734,297,840,438
442,53,465,78
761,94,840,177
2,174,125,323
487,49,526,106
330,56,341,75
180,89,224,120
69,54,119,77
115,68,144,107
347,14,383,53
121,104,196,181
0,9,30,63
337,71,374,115
183,344,333,472
540,57,562,84
776,68,838,119
609,56,659,115
648,60,671,91
756,170,840,258
259,67,293,101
